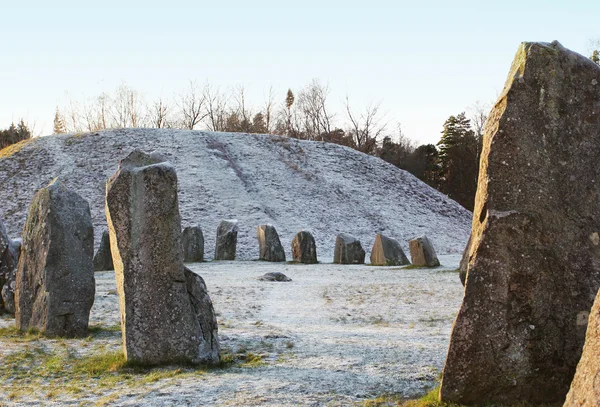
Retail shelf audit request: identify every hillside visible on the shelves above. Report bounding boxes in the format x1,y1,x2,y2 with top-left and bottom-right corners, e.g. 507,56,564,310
0,129,471,260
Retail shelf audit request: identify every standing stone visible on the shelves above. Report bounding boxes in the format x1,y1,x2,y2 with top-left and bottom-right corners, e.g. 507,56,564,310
440,42,600,405
214,220,238,261
182,225,204,263
2,239,22,314
0,219,15,311
370,234,410,266
408,236,440,267
257,224,286,262
15,179,95,337
93,230,114,271
333,233,366,264
458,235,472,286
106,150,219,365
564,288,600,407
291,231,317,264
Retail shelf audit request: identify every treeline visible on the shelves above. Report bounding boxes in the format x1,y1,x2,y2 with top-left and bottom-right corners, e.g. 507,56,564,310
0,120,32,150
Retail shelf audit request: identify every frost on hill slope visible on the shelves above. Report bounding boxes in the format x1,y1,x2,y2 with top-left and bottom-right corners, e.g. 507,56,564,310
0,129,471,261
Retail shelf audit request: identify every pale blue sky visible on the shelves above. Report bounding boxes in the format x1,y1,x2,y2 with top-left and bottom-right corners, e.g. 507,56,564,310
2,0,598,144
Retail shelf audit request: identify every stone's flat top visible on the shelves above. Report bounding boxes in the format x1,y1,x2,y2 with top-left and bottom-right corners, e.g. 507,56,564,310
337,233,358,243
118,150,169,171
0,255,462,405
0,129,471,259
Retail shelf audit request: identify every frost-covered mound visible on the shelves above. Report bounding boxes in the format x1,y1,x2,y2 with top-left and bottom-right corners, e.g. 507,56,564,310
0,129,471,260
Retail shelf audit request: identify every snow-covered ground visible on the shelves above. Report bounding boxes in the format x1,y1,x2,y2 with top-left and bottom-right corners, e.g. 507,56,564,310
0,256,464,406
0,129,471,260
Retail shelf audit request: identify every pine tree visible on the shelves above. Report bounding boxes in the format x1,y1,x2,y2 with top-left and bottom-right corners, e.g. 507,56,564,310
285,89,295,136
437,112,479,210
53,107,66,134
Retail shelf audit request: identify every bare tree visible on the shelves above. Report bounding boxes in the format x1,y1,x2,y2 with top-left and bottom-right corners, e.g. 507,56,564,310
296,79,334,140
177,80,207,130
149,96,171,128
232,85,252,132
263,86,275,134
345,96,387,154
203,83,228,131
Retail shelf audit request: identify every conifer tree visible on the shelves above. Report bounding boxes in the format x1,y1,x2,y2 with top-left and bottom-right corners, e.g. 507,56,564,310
53,107,66,134
437,112,479,210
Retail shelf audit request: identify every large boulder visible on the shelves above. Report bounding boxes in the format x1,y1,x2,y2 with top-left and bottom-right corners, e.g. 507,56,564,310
370,234,410,266
105,150,219,365
408,236,440,267
257,224,286,262
214,220,238,261
440,42,600,405
182,225,204,263
15,179,95,337
333,233,365,264
0,219,15,311
93,230,114,271
291,231,318,264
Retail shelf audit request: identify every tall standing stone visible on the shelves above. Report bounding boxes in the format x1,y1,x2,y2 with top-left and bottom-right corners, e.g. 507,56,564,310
333,233,365,264
257,224,286,262
440,42,600,405
564,288,600,407
291,231,317,264
15,179,95,337
93,230,114,271
458,235,471,286
370,234,410,266
408,236,440,267
106,150,219,365
182,225,204,263
214,220,238,261
0,219,15,311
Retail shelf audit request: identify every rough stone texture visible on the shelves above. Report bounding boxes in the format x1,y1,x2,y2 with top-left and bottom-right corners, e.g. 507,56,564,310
257,225,286,262
258,272,292,282
291,231,318,264
2,239,22,313
458,235,471,286
93,230,114,271
333,233,366,264
105,150,219,365
370,234,410,266
408,236,440,267
0,219,15,311
182,225,204,263
440,42,600,405
214,220,238,261
15,179,95,337
564,288,600,407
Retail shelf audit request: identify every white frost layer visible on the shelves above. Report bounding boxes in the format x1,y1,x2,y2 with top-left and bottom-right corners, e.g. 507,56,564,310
0,129,472,259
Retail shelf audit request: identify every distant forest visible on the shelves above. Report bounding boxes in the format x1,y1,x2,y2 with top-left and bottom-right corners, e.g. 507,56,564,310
2,48,598,212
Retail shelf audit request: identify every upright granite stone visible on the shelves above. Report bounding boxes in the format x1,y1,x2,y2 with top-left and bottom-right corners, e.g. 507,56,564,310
214,220,238,261
291,231,317,264
106,150,219,365
182,225,204,263
440,42,600,405
0,219,15,311
408,236,440,267
15,179,95,337
564,288,600,407
93,230,114,271
257,224,286,262
458,235,472,286
1,238,22,313
333,233,366,264
370,234,410,266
